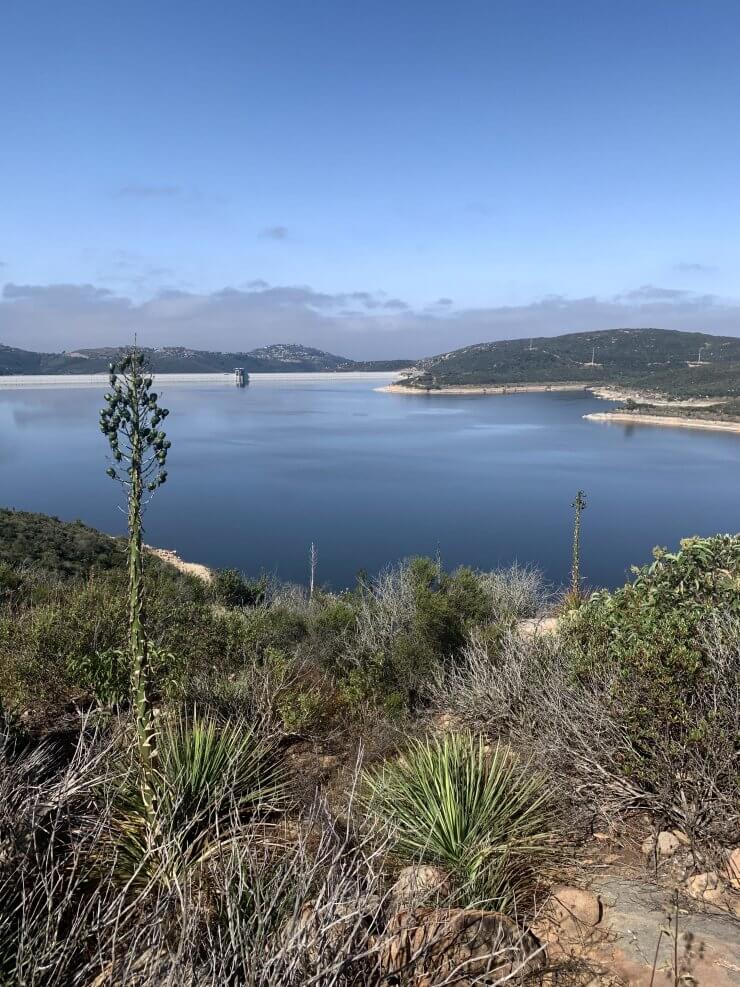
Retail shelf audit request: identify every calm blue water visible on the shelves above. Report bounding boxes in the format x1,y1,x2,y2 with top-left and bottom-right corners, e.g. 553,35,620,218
0,375,738,590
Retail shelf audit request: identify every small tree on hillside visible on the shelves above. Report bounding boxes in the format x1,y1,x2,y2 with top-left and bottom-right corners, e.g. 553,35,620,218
100,348,170,824
570,490,587,600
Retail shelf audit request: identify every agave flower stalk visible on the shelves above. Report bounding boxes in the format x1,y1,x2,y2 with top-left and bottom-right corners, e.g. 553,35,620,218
100,346,170,826
570,490,587,599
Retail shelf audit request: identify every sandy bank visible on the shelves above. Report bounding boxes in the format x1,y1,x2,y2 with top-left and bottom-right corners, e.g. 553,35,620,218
589,385,725,408
584,412,740,434
379,382,591,396
146,545,213,582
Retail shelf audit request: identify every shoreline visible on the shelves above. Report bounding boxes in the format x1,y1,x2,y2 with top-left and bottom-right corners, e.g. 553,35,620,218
378,382,592,396
382,380,724,406
584,412,740,434
146,545,213,582
588,385,725,408
0,371,400,389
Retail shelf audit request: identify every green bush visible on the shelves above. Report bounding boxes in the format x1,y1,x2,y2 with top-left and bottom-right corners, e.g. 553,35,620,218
348,558,509,706
565,534,740,790
362,731,552,910
212,568,268,608
0,566,238,718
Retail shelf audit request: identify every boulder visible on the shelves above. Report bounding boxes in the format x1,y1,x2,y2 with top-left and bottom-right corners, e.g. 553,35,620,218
641,830,682,859
546,885,602,933
379,907,545,986
687,871,721,898
389,865,452,911
685,871,740,915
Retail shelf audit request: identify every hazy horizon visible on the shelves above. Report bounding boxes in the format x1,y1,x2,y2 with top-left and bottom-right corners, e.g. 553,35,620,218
4,1,740,358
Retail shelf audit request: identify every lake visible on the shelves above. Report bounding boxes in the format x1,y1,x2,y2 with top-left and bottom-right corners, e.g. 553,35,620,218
1,372,738,590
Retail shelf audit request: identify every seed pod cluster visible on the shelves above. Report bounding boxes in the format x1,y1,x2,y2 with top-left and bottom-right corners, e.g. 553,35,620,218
99,349,171,490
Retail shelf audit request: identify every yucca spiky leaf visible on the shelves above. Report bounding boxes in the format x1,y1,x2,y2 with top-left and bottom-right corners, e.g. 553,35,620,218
362,731,553,909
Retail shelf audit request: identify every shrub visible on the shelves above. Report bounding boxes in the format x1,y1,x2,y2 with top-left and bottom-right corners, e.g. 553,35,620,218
362,731,553,911
0,718,392,986
565,534,740,795
212,568,268,608
475,563,548,622
431,620,739,849
342,558,522,707
68,643,179,708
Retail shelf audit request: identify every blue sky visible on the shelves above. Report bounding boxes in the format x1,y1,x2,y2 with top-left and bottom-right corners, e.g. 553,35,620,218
2,0,740,357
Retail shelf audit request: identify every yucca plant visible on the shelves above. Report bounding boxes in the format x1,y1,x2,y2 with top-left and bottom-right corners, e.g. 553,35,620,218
362,731,553,910
100,346,170,828
106,710,289,888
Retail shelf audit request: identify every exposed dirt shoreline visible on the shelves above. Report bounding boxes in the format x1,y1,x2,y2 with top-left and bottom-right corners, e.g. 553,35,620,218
381,380,740,433
379,382,591,396
146,545,213,582
584,411,740,434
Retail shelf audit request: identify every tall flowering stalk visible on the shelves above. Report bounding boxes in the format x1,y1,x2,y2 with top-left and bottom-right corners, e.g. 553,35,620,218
570,490,587,600
100,347,170,824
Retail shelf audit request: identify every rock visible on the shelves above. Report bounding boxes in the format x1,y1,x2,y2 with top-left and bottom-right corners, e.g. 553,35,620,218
388,865,452,911
379,907,545,986
641,830,682,858
686,871,726,907
725,848,740,890
686,871,721,898
547,885,603,931
686,871,740,917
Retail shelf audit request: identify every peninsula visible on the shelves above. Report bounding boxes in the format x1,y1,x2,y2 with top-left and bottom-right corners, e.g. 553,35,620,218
384,327,740,431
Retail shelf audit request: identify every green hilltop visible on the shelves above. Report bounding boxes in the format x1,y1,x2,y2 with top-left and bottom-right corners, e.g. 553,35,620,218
403,327,740,398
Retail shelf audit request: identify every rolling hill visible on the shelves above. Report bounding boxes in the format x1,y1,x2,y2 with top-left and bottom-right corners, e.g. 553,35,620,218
399,328,740,399
0,342,413,376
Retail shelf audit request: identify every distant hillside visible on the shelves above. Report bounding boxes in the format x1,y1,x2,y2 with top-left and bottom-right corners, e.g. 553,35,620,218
401,328,740,399
0,342,413,376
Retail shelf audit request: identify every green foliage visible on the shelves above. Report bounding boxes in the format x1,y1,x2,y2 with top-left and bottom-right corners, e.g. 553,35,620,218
405,328,740,400
106,710,288,886
67,644,178,708
351,559,505,705
67,648,129,707
565,534,740,790
239,604,308,661
212,568,268,608
363,731,552,908
0,509,125,580
0,566,216,721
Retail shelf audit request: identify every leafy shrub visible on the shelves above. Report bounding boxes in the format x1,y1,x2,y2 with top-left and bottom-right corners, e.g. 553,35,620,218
362,731,552,910
68,643,179,707
238,604,308,662
212,568,268,608
336,558,517,707
565,534,740,792
433,606,738,848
